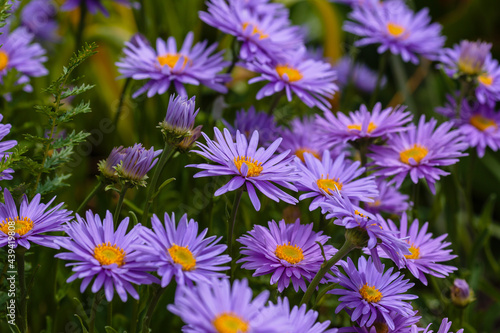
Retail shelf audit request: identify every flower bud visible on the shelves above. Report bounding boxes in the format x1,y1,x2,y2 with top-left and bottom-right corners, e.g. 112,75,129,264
450,278,474,307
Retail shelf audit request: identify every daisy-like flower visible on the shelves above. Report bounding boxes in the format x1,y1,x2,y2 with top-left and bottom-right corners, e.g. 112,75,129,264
363,179,410,215
187,127,299,211
333,56,387,93
344,1,445,64
0,114,17,181
116,32,230,98
168,278,289,333
21,0,59,42
316,103,412,148
296,151,378,212
474,55,500,106
0,25,48,93
134,212,230,287
98,146,126,180
369,115,468,194
222,106,278,146
0,189,72,249
436,94,500,157
115,143,162,187
411,318,463,333
199,0,304,63
247,50,338,112
237,219,336,292
61,0,129,16
378,212,457,285
439,40,492,78
55,211,157,302
159,94,199,144
330,256,417,330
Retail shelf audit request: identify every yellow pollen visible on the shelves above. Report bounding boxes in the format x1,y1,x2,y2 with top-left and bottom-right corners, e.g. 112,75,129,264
295,148,320,162
317,175,343,194
242,22,268,40
157,53,190,69
405,244,420,259
478,73,493,86
372,322,389,333
470,114,497,131
0,51,9,71
399,144,428,165
275,242,304,264
93,242,126,267
234,156,263,177
168,244,196,271
355,210,368,218
0,217,34,236
359,283,383,303
213,312,249,333
347,122,377,133
276,65,303,82
387,22,406,37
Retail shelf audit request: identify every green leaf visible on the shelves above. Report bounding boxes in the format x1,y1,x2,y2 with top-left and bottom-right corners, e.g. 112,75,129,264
52,130,90,149
104,326,119,333
56,100,92,123
151,177,176,201
36,174,72,195
23,134,52,145
61,83,95,99
74,314,89,333
44,147,74,169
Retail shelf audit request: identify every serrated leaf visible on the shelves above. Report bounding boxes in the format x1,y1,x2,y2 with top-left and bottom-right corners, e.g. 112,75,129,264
33,105,55,117
36,174,72,195
19,157,47,175
44,146,74,169
23,134,52,145
57,100,92,123
52,130,90,149
61,83,95,99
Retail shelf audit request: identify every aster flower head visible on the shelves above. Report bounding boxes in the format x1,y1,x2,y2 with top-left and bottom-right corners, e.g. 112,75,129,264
199,0,304,63
21,0,59,42
116,32,230,98
178,125,204,153
334,56,387,93
295,151,378,212
340,309,421,333
55,211,156,302
0,114,17,181
411,318,463,333
187,127,299,211
0,189,72,249
247,49,338,112
369,115,468,194
363,179,410,215
378,212,457,285
115,144,162,187
316,103,412,148
134,212,230,287
450,279,474,307
160,94,199,144
222,106,278,146
237,219,336,292
474,55,500,106
330,256,417,330
439,40,492,77
61,0,130,16
168,278,290,333
344,1,445,64
98,146,126,180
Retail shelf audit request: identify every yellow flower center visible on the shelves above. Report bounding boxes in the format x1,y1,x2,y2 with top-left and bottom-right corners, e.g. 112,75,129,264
405,244,420,259
478,73,493,86
317,175,343,194
295,148,320,162
399,144,428,165
470,114,497,131
276,65,303,82
213,312,249,333
347,122,377,133
0,217,34,236
458,59,482,75
93,242,126,267
387,22,406,37
275,242,304,264
0,51,9,71
167,244,196,271
359,283,383,303
242,22,268,40
372,322,389,333
367,199,381,207
234,156,263,177
157,53,190,69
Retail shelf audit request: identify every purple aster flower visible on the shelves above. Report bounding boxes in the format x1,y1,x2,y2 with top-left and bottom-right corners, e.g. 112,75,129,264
295,151,378,211
378,212,457,285
187,127,299,211
439,40,492,77
369,115,468,194
222,106,278,146
0,189,72,249
115,143,162,186
344,1,445,64
20,0,59,42
55,211,157,302
316,103,412,148
134,212,230,287
474,55,500,106
0,114,17,181
116,32,230,98
199,0,304,63
450,278,474,307
247,50,338,112
98,146,126,180
160,94,199,144
339,309,421,333
363,179,410,215
168,278,289,333
330,256,417,330
334,56,387,93
237,219,336,292
61,0,129,16
411,318,463,333
0,25,47,93
242,0,289,18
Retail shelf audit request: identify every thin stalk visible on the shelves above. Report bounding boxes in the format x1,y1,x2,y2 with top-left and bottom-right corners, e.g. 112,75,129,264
455,80,468,117
389,54,417,113
113,78,132,127
411,182,420,220
314,283,338,309
107,300,113,327
369,52,389,109
140,286,165,333
225,38,240,75
16,248,28,333
76,180,105,215
89,292,103,333
141,143,175,225
114,184,130,226
227,188,244,258
267,91,285,115
130,298,140,333
300,239,355,305
75,1,87,51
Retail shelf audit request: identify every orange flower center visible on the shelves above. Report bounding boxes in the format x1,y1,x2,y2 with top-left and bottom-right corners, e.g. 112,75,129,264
276,65,303,82
234,156,263,177
0,217,34,236
0,51,9,71
347,122,377,133
157,53,190,69
213,312,249,333
295,148,320,162
470,114,497,131
478,73,493,86
275,242,304,264
168,244,196,271
405,244,420,259
387,22,406,37
317,175,343,194
399,144,428,165
242,22,268,40
93,242,126,267
359,283,383,303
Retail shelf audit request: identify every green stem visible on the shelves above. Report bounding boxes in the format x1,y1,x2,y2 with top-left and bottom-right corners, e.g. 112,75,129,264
107,300,113,327
314,283,338,309
75,1,87,51
228,188,244,280
267,91,285,115
16,247,28,333
89,292,103,333
113,78,132,128
141,143,175,225
114,184,130,226
140,286,165,333
76,180,105,215
300,239,355,305
411,182,419,219
130,298,140,333
369,52,388,109
389,54,417,114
